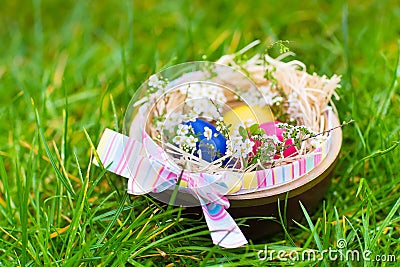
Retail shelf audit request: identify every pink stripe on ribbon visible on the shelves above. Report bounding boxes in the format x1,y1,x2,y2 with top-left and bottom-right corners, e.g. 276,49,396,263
271,169,275,185
202,203,227,221
291,163,295,180
301,158,306,175
115,138,133,175
314,147,322,165
257,171,266,188
103,133,118,165
153,165,165,188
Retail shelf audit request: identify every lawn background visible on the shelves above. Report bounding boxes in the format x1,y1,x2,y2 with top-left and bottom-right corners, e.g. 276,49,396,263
0,0,399,266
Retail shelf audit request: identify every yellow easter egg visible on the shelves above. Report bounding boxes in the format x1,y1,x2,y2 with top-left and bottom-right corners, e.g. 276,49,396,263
223,105,274,133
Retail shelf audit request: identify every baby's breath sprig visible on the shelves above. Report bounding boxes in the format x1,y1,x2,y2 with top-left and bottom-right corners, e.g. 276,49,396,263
277,119,354,152
266,40,292,54
146,74,169,96
302,119,354,142
248,136,277,167
171,124,199,154
146,74,170,120
200,61,217,79
209,99,231,139
152,112,166,134
264,65,278,86
277,123,316,150
215,117,231,139
180,84,191,114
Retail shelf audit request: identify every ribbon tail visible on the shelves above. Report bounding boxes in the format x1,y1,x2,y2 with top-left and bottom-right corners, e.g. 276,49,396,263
201,201,248,248
95,128,139,179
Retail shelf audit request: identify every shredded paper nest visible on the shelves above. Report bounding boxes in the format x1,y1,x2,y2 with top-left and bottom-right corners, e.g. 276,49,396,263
135,44,341,175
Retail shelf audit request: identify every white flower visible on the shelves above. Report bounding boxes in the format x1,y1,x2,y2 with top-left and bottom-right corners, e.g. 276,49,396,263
178,83,227,119
238,85,283,107
173,135,183,145
155,120,165,132
197,98,208,109
182,109,199,122
185,135,198,148
225,129,255,159
203,86,214,98
239,139,254,157
230,134,242,146
231,148,241,159
225,139,237,157
148,75,159,87
215,93,227,104
203,108,220,120
225,140,233,156
245,94,259,106
243,139,254,151
164,112,182,132
203,126,212,140
177,124,190,136
148,75,163,89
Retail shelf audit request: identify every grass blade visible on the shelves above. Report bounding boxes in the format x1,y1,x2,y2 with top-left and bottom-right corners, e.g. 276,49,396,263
65,150,91,261
0,155,13,223
299,201,322,252
369,196,400,250
33,99,76,198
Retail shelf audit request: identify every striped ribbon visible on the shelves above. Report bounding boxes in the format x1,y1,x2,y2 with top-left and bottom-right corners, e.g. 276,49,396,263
94,128,247,248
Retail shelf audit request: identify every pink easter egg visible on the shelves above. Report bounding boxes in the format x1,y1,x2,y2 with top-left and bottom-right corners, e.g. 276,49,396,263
259,121,297,158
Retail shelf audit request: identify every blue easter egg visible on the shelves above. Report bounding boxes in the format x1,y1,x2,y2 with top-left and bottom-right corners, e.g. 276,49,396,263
185,119,226,162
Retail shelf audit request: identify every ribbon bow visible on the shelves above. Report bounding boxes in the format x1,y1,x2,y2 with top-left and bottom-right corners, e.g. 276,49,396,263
95,128,248,248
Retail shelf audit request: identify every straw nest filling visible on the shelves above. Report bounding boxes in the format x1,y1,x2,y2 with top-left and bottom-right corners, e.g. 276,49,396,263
141,51,341,174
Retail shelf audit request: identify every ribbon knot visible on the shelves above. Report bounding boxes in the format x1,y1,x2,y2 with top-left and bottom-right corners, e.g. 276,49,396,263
95,128,248,248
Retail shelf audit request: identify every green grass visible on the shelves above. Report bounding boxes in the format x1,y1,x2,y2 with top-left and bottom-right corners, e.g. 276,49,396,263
0,0,399,266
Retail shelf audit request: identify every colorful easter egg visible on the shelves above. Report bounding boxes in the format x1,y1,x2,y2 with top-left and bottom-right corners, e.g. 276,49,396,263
223,105,274,133
185,119,226,162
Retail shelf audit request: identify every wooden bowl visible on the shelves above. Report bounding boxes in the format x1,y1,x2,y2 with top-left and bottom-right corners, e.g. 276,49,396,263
182,112,341,239
226,112,342,239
